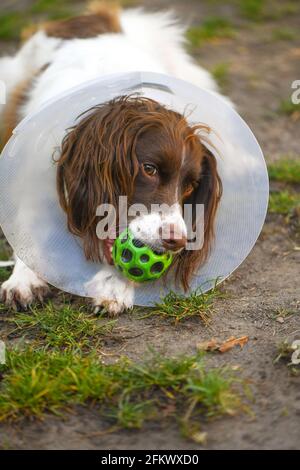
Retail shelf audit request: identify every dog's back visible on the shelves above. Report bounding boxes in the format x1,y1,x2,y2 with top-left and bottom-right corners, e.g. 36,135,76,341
0,3,219,146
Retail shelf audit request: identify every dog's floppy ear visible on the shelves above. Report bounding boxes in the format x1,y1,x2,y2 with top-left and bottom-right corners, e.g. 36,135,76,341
56,97,140,262
175,148,222,290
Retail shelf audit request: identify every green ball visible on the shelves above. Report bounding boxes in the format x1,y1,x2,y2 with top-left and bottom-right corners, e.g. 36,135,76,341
112,228,173,283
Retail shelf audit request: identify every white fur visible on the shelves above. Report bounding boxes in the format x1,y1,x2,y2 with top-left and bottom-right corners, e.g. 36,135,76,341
85,265,134,316
0,31,61,118
0,9,226,314
0,257,49,308
20,10,221,118
129,203,187,251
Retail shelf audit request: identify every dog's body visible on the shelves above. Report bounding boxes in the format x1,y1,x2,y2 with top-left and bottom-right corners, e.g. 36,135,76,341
0,6,226,314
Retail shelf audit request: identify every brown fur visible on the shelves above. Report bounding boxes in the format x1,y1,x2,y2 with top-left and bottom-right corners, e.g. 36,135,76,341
1,78,32,149
0,64,49,149
174,149,222,290
21,3,121,41
56,96,222,290
44,3,121,39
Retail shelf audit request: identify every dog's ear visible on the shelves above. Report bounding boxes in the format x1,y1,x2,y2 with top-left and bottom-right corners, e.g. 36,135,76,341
175,148,222,290
56,98,140,262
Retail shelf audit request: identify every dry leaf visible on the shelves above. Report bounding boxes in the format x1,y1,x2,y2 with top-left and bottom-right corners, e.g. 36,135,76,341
291,111,300,122
197,338,218,351
198,336,249,353
190,431,207,445
219,336,249,353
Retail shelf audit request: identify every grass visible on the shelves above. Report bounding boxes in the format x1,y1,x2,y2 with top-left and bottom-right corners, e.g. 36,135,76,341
116,0,141,5
0,0,74,40
273,307,296,320
278,99,300,117
238,0,265,21
268,158,300,185
186,17,235,48
0,0,140,42
0,289,246,435
268,159,300,218
30,0,70,13
0,348,245,431
6,302,116,351
30,0,73,20
0,267,11,283
274,339,300,375
0,0,269,438
206,0,299,21
237,0,299,21
274,340,293,364
138,286,220,324
0,239,12,261
0,12,28,40
268,190,300,216
0,238,12,283
211,63,230,91
272,27,297,41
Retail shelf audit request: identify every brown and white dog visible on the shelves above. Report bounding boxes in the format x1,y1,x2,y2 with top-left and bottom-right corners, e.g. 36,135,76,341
0,3,228,314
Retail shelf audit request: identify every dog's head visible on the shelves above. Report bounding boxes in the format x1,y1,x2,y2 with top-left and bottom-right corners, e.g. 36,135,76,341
56,96,222,289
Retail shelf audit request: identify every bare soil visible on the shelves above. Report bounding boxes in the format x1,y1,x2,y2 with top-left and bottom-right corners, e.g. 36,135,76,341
0,0,299,450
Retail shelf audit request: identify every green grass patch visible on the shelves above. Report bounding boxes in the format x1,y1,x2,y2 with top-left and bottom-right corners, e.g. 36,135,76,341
186,17,235,48
0,239,11,261
0,1,74,41
268,190,300,216
0,267,11,283
118,0,140,6
30,0,73,19
211,63,230,90
0,12,28,40
238,0,266,21
278,99,300,117
279,2,299,16
237,0,299,21
0,348,246,429
272,307,296,321
139,287,220,324
7,302,116,351
268,159,300,185
271,1,300,19
271,27,297,41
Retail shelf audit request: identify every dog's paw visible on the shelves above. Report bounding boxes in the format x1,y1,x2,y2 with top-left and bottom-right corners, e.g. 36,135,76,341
0,272,49,310
86,269,134,317
92,284,134,317
93,297,132,316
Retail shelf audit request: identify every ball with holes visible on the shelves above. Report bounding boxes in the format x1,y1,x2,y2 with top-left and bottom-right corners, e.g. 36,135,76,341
112,228,173,282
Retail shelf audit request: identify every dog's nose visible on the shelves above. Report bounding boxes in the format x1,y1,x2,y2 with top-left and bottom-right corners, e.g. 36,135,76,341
160,224,187,252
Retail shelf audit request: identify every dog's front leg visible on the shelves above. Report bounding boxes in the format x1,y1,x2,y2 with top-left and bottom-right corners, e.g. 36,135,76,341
85,265,134,316
1,256,49,309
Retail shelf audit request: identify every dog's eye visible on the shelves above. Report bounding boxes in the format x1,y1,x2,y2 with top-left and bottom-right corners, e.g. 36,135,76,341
143,163,158,177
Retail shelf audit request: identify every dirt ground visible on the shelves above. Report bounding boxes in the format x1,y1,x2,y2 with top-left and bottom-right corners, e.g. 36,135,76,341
0,0,299,450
